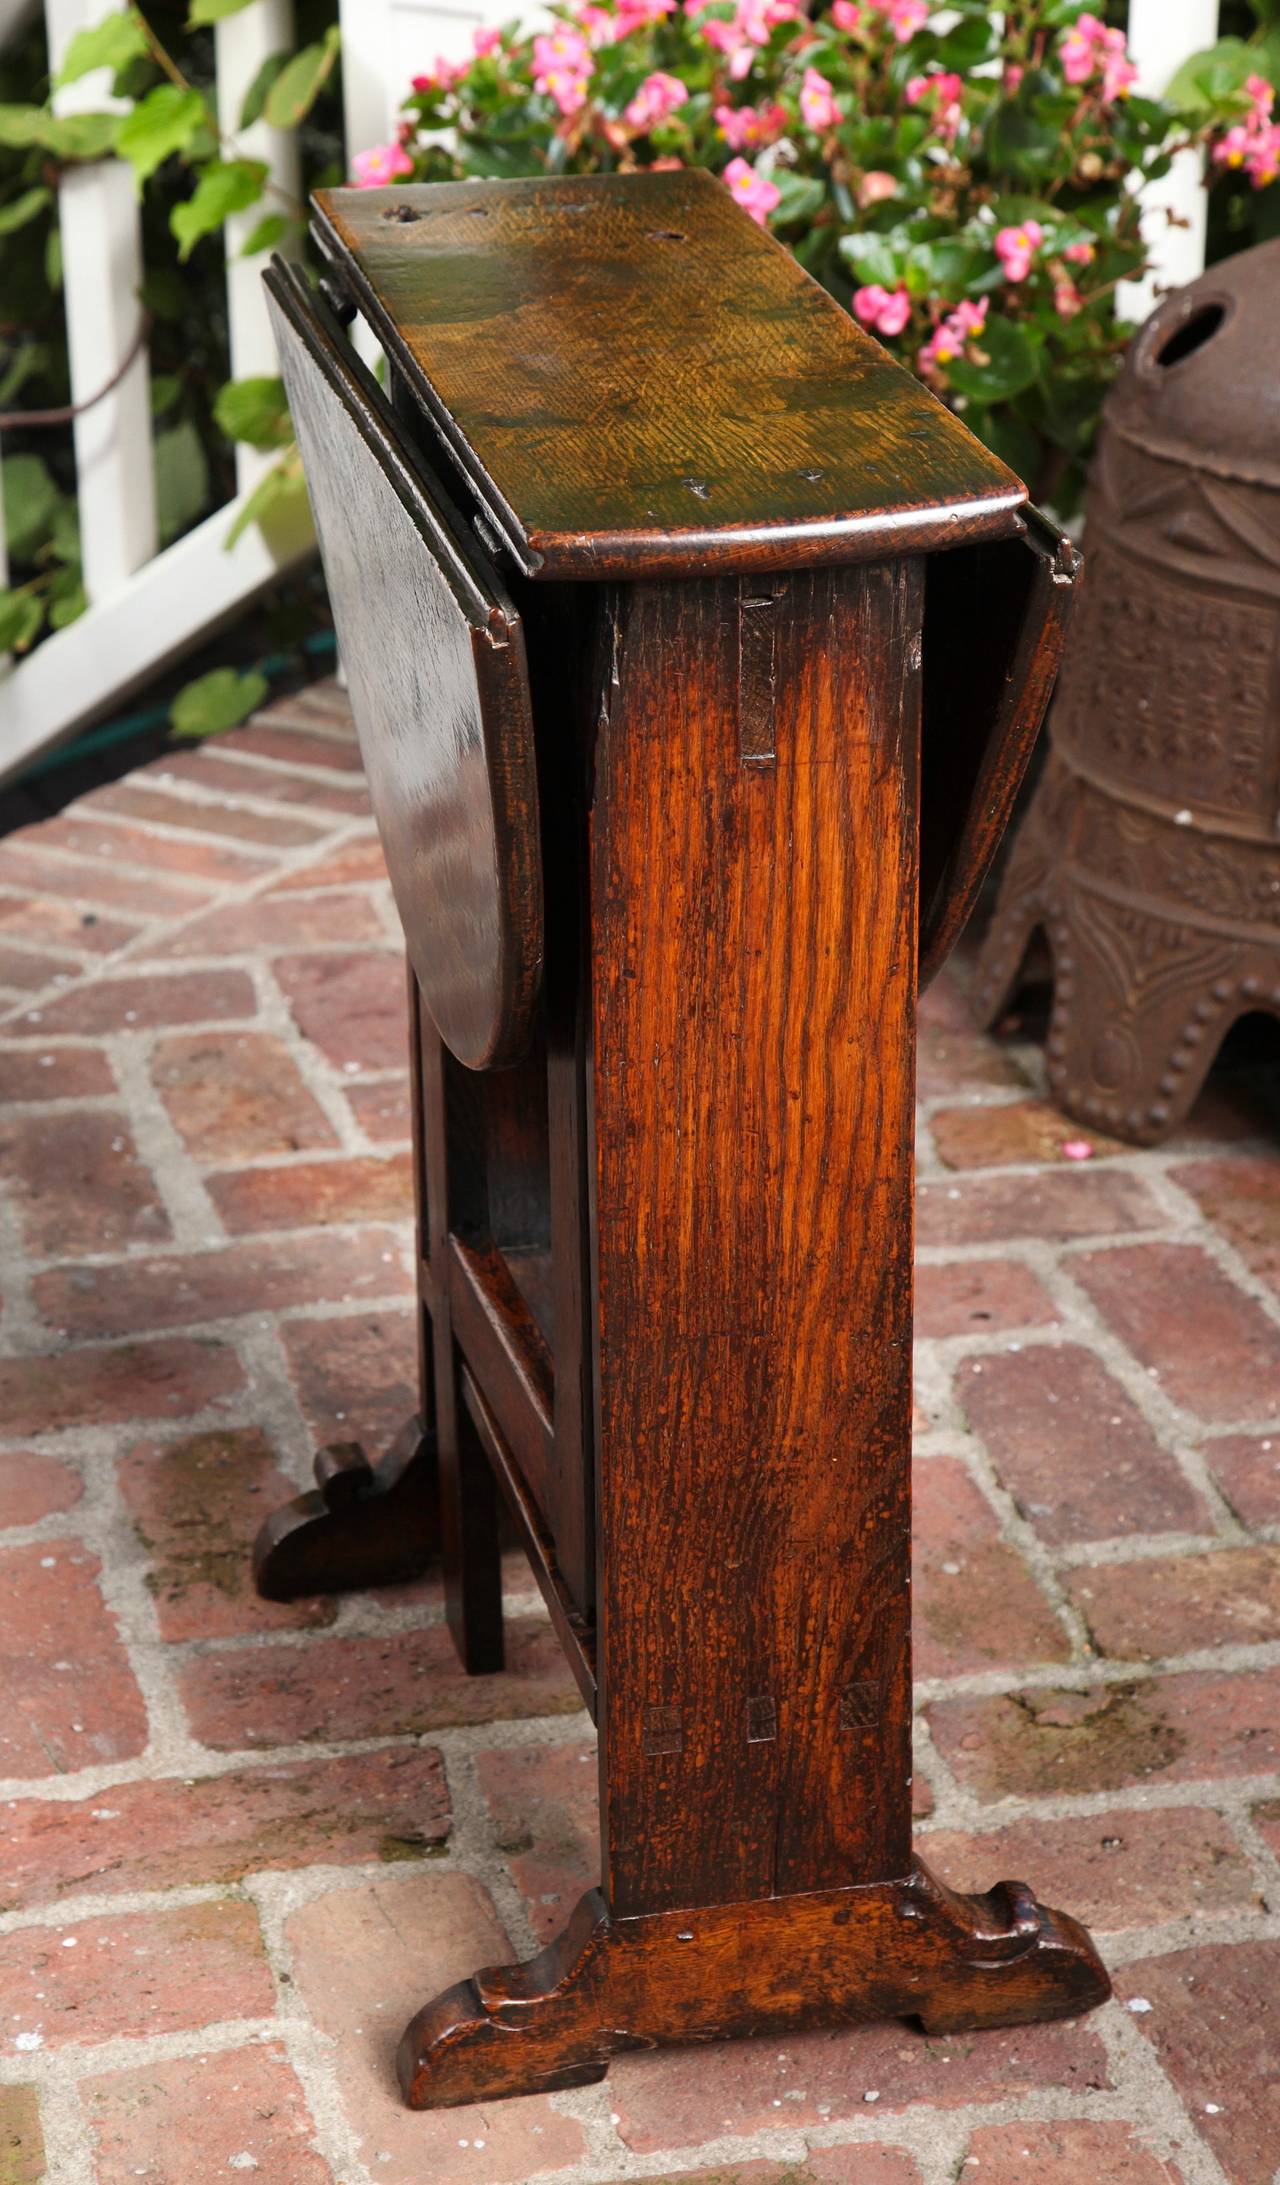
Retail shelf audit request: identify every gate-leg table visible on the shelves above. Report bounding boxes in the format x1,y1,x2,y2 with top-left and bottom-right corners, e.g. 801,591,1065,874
254,170,1109,2109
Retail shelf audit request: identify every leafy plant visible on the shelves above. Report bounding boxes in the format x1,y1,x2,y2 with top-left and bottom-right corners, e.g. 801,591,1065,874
366,0,1280,512
0,0,340,731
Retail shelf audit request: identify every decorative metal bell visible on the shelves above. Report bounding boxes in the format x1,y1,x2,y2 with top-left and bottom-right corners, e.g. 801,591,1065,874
974,238,1280,1144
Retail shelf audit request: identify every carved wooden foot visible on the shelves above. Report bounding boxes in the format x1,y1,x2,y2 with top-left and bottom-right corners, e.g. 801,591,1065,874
396,1858,1110,2108
253,1415,439,1599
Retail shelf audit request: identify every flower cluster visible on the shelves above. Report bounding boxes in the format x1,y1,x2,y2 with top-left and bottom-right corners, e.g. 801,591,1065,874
918,296,988,382
1212,72,1280,190
1059,11,1138,106
358,2,1278,512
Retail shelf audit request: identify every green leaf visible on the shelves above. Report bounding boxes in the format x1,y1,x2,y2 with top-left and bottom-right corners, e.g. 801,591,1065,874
47,571,87,628
50,500,81,562
238,51,289,129
0,345,47,409
1,454,63,558
967,404,1041,484
150,372,183,415
0,105,47,147
0,588,46,653
189,0,258,21
154,418,211,543
947,314,1042,402
935,16,997,69
44,223,63,291
263,25,341,131
836,230,901,287
45,110,120,160
170,156,267,258
56,8,149,87
239,210,289,256
0,185,51,235
770,172,827,225
170,665,270,739
213,374,292,449
224,452,309,547
1165,38,1255,111
116,84,208,189
0,105,117,158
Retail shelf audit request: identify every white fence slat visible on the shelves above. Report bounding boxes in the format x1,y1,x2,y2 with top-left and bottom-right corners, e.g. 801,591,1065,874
338,0,515,151
0,484,314,787
45,0,157,602
1122,0,1221,319
216,0,302,492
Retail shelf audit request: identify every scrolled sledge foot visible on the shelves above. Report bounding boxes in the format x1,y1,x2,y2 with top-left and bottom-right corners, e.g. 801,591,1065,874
252,1414,439,1600
395,1862,1110,2110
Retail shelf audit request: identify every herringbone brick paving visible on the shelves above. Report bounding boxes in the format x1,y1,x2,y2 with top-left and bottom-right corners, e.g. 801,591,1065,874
0,680,1276,2184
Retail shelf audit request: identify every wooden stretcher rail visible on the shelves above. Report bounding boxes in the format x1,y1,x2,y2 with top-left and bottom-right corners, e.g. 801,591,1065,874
461,1367,597,1712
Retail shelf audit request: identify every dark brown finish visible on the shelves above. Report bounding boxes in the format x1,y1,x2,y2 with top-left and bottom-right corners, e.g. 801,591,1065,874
252,1415,437,1599
589,561,919,1915
975,240,1280,1143
264,260,543,1072
919,510,1080,989
398,1861,1109,2108
311,172,1025,581
254,171,1106,2111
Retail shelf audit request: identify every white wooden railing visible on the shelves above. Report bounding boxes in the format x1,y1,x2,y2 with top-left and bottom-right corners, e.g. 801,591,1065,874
0,0,1226,784
0,0,312,785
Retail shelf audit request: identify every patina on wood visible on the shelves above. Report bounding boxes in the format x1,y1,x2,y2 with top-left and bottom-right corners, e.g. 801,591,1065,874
264,260,543,1074
310,170,1026,579
254,172,1104,2111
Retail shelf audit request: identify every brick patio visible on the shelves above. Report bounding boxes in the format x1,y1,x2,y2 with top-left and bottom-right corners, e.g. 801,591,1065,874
0,680,1277,2185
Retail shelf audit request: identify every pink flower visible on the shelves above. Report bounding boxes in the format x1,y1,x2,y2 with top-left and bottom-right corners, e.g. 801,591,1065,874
701,16,752,75
573,2,620,44
1054,278,1084,318
715,100,785,148
853,283,911,336
918,295,987,381
472,25,502,55
1060,1138,1094,1161
1063,238,1096,265
351,141,415,186
616,0,676,26
1060,13,1138,105
649,154,685,168
1213,123,1251,168
410,58,461,93
1003,60,1024,95
906,67,963,138
870,0,928,42
1212,78,1280,188
995,217,1044,283
831,0,863,27
1247,123,1280,186
723,154,781,223
858,168,898,205
1100,40,1138,104
624,69,689,127
799,66,841,130
533,26,594,113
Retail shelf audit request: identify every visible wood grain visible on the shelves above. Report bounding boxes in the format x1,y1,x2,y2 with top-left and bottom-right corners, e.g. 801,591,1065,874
312,172,1027,581
254,171,1109,2116
421,1014,506,1674
397,1857,1110,2107
919,509,1081,989
448,1234,555,1504
589,564,921,1917
264,259,543,1071
462,1367,597,1712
